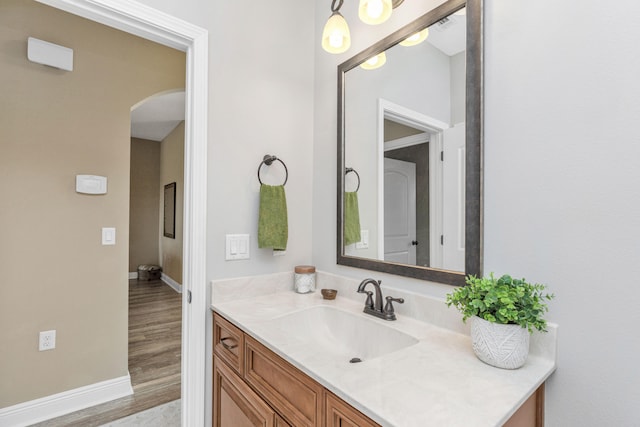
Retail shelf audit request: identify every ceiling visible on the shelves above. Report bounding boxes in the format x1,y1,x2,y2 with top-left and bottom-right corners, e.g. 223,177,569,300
427,9,466,57
130,90,185,141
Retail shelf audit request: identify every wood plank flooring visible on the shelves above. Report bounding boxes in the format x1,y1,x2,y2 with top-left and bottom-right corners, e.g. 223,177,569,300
32,279,182,427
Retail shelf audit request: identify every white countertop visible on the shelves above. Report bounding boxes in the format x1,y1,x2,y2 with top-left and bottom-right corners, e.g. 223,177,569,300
211,277,557,427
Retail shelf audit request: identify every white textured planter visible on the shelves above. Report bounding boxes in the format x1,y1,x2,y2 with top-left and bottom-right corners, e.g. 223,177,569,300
470,316,530,369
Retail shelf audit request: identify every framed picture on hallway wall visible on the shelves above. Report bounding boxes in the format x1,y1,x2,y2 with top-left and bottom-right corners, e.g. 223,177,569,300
164,182,176,239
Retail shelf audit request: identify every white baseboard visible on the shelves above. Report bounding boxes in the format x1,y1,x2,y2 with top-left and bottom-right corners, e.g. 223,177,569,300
161,273,182,293
129,271,138,279
0,374,133,427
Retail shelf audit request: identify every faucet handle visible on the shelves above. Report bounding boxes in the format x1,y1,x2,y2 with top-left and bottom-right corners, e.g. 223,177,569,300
384,296,404,315
362,291,374,309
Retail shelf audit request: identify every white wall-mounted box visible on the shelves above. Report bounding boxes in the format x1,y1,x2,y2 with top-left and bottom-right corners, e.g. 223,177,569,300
27,37,74,71
76,175,107,195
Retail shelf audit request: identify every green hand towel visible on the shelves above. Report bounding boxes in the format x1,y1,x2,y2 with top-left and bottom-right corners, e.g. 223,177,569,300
344,191,361,246
258,184,288,251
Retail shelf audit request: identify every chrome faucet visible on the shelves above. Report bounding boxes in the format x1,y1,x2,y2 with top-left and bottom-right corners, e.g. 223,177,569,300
357,278,404,321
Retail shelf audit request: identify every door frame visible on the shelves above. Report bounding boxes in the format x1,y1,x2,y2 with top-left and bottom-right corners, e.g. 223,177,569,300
36,1,208,425
378,99,448,267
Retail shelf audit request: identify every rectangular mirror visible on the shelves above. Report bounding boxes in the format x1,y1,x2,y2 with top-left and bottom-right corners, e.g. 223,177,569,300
337,0,482,286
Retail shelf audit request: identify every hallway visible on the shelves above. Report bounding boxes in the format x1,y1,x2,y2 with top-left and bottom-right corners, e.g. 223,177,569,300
34,280,182,426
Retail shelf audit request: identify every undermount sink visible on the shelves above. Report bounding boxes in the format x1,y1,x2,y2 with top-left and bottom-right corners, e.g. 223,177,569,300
262,305,418,362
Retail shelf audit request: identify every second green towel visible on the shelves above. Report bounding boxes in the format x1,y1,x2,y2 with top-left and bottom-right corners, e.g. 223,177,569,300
344,191,361,246
258,184,288,251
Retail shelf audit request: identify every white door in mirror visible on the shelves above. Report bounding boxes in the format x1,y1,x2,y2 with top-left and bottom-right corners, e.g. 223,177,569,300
384,158,416,264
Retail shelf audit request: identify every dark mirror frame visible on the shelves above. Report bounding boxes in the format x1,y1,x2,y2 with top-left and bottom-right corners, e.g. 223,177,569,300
164,182,176,239
337,0,483,286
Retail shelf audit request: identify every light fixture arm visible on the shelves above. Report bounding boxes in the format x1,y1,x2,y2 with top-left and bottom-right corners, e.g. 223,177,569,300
331,0,344,12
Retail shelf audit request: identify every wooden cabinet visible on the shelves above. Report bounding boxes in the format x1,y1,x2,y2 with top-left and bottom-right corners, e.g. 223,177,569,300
245,336,324,427
213,357,278,427
503,384,545,427
326,391,380,427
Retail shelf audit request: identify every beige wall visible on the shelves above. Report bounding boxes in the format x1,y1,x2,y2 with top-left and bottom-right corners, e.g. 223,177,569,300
159,122,185,284
130,138,161,272
0,0,185,407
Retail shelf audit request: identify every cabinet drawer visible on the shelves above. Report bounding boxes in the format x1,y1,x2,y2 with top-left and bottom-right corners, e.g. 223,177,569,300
244,336,324,427
213,313,244,375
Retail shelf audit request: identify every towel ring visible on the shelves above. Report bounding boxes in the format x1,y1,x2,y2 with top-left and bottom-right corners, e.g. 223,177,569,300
345,167,360,192
258,155,288,186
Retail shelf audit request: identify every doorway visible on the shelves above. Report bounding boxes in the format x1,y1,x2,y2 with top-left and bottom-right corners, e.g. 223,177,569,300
378,99,446,268
128,91,186,418
35,1,208,425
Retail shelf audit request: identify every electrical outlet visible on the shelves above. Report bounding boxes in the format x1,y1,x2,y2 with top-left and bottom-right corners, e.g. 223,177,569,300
39,330,56,351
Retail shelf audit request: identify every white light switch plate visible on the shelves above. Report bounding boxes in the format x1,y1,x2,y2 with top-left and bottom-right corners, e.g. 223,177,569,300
356,229,369,249
226,234,250,260
102,227,116,245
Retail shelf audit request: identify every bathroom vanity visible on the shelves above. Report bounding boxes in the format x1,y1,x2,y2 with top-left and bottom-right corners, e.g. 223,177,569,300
211,275,557,427
213,313,376,427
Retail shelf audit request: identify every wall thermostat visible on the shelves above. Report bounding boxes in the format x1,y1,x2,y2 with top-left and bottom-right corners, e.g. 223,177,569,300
76,175,107,195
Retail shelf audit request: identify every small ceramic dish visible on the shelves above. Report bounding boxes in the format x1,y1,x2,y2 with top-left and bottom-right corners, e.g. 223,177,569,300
321,289,337,300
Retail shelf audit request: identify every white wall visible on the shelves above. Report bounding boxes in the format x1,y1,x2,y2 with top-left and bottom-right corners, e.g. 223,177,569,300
315,0,640,426
131,1,316,425
134,0,316,280
483,1,640,425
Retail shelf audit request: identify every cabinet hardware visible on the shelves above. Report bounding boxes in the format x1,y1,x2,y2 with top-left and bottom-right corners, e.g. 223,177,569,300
221,337,238,350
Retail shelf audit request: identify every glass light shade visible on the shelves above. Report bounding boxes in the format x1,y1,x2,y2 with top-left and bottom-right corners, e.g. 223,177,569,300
322,12,351,54
399,28,429,47
360,52,387,70
358,0,393,25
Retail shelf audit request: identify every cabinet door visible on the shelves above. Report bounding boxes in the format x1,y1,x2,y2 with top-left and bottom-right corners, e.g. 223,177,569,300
213,357,277,427
275,414,291,427
325,392,380,427
244,336,324,427
503,384,545,427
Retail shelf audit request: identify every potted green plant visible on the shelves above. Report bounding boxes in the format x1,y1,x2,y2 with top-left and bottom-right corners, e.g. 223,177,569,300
446,273,554,369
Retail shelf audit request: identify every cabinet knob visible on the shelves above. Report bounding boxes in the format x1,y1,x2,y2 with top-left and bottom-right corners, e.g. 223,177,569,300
220,337,238,350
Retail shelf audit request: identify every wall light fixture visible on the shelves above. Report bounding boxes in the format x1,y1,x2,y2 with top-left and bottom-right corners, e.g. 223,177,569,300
322,0,351,54
359,52,387,70
322,0,405,54
358,0,393,25
399,28,429,47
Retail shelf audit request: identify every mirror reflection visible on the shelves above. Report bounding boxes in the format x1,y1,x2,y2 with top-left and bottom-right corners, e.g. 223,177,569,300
343,7,466,272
